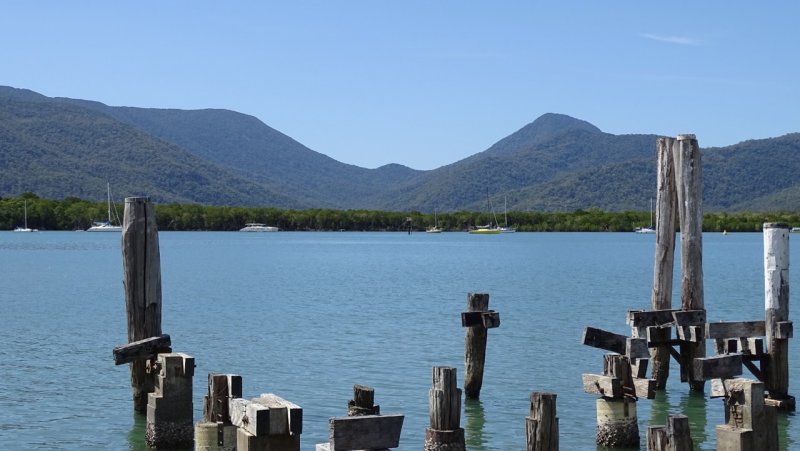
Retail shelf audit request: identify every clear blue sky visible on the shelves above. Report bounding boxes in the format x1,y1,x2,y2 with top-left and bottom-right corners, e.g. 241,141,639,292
2,2,797,170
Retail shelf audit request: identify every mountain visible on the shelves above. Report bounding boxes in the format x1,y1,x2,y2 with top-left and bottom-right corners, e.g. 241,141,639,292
1,85,799,212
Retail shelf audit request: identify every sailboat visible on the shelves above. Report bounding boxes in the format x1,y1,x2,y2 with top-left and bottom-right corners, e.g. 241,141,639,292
87,183,122,232
499,195,516,233
14,200,38,232
469,189,501,234
426,208,443,233
634,199,656,234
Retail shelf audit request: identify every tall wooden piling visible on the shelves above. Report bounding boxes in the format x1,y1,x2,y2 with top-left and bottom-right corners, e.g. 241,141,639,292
650,137,678,390
526,392,558,451
672,135,705,392
424,366,465,451
122,196,163,413
462,292,500,399
763,223,794,409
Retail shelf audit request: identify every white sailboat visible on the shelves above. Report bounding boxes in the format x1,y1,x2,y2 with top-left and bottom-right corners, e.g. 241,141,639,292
14,200,38,232
87,183,122,232
426,208,442,233
499,195,516,233
469,189,501,234
634,199,656,234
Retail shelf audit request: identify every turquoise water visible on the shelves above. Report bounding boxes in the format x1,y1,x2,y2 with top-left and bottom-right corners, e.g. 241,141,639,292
0,231,796,450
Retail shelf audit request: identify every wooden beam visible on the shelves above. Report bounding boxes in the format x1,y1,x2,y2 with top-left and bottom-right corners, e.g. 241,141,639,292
706,321,765,339
626,338,649,359
692,354,743,381
742,360,765,382
776,320,793,339
328,414,404,450
627,309,678,328
677,325,704,343
256,393,303,436
113,334,171,365
646,327,672,345
582,327,626,355
672,309,706,326
582,373,621,398
633,378,656,400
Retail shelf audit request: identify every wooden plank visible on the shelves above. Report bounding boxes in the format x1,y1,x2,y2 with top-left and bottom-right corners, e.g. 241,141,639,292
461,311,484,327
481,311,500,329
328,414,404,450
633,377,656,399
626,338,649,359
582,373,621,398
113,334,171,365
692,354,743,381
582,327,626,354
631,358,649,379
646,326,672,345
672,309,706,326
706,321,765,339
627,309,678,327
776,320,793,339
258,393,303,435
677,325,704,342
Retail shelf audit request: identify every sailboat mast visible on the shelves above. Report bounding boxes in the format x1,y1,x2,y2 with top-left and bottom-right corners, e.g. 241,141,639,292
24,200,27,229
107,182,112,223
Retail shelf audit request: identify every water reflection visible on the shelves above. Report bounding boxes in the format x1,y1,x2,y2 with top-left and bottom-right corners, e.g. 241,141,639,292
648,389,709,449
127,413,147,451
464,398,488,450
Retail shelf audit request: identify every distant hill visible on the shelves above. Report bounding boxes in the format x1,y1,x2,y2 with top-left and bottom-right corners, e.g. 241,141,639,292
2,85,799,212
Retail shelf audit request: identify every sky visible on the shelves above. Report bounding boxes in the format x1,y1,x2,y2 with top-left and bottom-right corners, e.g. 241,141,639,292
2,2,797,170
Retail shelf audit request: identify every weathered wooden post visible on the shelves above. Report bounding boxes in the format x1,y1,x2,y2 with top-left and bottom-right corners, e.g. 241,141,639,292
595,354,640,448
348,384,380,416
525,392,558,451
646,414,693,451
763,223,795,410
195,374,242,451
714,378,778,450
424,366,465,451
672,135,706,392
121,196,163,413
461,293,500,399
650,137,678,390
146,352,195,448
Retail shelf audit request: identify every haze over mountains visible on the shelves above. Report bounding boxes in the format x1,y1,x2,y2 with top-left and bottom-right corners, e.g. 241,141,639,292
1,85,799,212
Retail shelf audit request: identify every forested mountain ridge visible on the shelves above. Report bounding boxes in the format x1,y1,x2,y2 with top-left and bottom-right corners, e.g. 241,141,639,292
2,85,799,212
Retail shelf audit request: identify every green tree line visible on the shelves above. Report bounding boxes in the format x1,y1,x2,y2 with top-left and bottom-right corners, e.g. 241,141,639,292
2,194,799,232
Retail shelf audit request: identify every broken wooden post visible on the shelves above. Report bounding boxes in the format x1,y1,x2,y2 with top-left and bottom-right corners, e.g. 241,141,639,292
646,414,693,451
596,355,640,448
462,292,500,399
424,366,465,451
650,137,678,390
113,334,171,365
714,378,778,450
348,384,380,416
195,374,242,451
763,223,795,411
672,135,706,392
145,352,194,448
525,392,558,451
121,196,163,413
236,393,302,451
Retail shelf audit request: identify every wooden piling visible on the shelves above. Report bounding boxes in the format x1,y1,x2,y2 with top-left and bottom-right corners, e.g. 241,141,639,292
146,352,195,448
424,366,465,451
348,384,380,416
650,137,678,390
715,378,778,450
525,392,558,451
595,355,639,448
763,223,794,410
672,135,705,392
463,293,499,399
121,196,163,413
646,414,693,451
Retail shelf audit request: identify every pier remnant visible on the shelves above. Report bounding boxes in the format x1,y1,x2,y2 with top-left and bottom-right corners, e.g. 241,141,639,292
462,293,500,399
195,373,241,451
763,223,795,410
121,196,163,413
348,384,380,416
672,134,706,392
646,414,692,451
424,366,466,451
525,392,558,451
650,137,678,389
145,352,195,448
713,378,778,450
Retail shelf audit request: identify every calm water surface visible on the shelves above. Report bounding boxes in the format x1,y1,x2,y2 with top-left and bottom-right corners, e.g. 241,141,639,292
0,231,796,450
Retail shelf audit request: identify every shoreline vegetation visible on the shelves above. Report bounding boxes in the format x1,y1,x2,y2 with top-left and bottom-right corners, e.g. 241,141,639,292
1,193,798,233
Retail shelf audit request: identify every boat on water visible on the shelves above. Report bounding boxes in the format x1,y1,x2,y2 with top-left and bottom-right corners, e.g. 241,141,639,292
240,223,280,232
791,227,800,233
87,183,122,232
469,189,502,234
14,200,38,232
426,208,443,233
499,195,516,233
634,199,656,234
